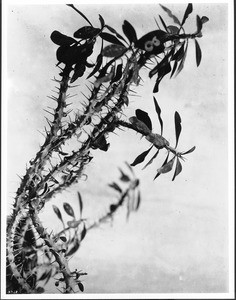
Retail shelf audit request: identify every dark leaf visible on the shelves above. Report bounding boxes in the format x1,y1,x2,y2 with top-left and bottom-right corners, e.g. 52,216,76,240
122,20,137,44
108,182,122,193
135,109,152,131
63,202,75,218
110,204,118,213
172,42,185,61
119,168,130,182
105,25,127,43
142,149,159,170
153,153,169,180
125,161,135,175
172,157,182,181
52,205,63,223
70,63,86,83
111,63,123,83
80,223,87,241
159,15,168,32
38,271,49,281
130,146,153,167
100,32,125,46
170,60,178,78
59,236,67,242
77,191,83,218
129,116,151,135
175,41,188,76
36,287,45,294
66,239,80,256
194,39,202,67
135,190,141,211
99,14,105,28
78,281,84,292
167,25,180,34
44,269,52,285
153,97,163,135
181,146,196,155
153,78,161,93
201,16,209,24
102,44,127,57
92,134,110,151
50,31,76,46
157,156,175,174
87,53,103,79
196,15,203,34
174,111,182,148
67,220,82,228
74,26,100,39
160,4,181,25
181,3,193,26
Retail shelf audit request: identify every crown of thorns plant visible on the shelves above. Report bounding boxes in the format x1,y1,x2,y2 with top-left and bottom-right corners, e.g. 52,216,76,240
6,3,208,294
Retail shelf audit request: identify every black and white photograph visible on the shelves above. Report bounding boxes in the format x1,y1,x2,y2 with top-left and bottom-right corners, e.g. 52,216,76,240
1,0,234,298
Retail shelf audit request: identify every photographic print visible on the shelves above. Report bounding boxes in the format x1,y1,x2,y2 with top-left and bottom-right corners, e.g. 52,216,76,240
1,0,234,298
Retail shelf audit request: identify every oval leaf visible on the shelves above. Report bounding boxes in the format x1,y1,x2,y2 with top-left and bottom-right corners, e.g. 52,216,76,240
74,26,100,39
52,205,63,222
194,39,202,67
157,156,175,174
181,3,193,26
67,220,82,228
172,157,182,181
102,44,126,57
78,281,84,292
122,20,137,44
100,32,125,46
160,4,181,25
105,25,127,43
153,153,169,180
129,116,151,135
174,111,182,148
135,109,152,131
130,146,153,167
59,236,67,242
63,202,75,218
50,31,76,46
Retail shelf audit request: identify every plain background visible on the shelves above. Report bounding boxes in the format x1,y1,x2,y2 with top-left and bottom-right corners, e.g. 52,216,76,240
4,1,234,296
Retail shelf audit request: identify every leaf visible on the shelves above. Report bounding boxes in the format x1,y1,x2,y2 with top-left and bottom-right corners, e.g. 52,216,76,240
67,4,93,26
159,15,168,32
67,220,82,228
92,134,110,151
129,116,151,135
174,111,182,148
100,32,125,46
87,53,103,79
99,14,105,28
153,96,163,135
130,146,153,167
74,26,100,39
172,42,185,61
194,39,202,67
59,236,67,242
77,191,83,218
135,191,141,211
111,63,123,83
50,31,76,46
142,149,159,170
125,161,135,175
135,109,152,131
108,182,122,193
110,204,118,213
78,281,84,292
160,4,181,25
52,205,63,223
105,25,127,43
172,157,182,181
66,239,80,256
119,168,130,182
38,271,49,281
170,60,178,78
102,44,127,57
122,20,137,44
80,223,87,241
175,41,188,76
70,63,86,83
157,156,175,174
167,25,179,34
63,202,75,218
181,3,193,26
153,153,169,180
196,15,203,34
201,16,209,24
181,146,196,155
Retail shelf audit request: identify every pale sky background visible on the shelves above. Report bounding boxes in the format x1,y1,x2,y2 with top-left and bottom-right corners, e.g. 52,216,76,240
3,1,234,297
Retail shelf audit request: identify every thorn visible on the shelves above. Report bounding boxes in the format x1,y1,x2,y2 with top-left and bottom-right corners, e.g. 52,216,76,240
44,109,54,116
45,117,53,128
66,94,77,99
68,84,80,88
37,130,46,138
